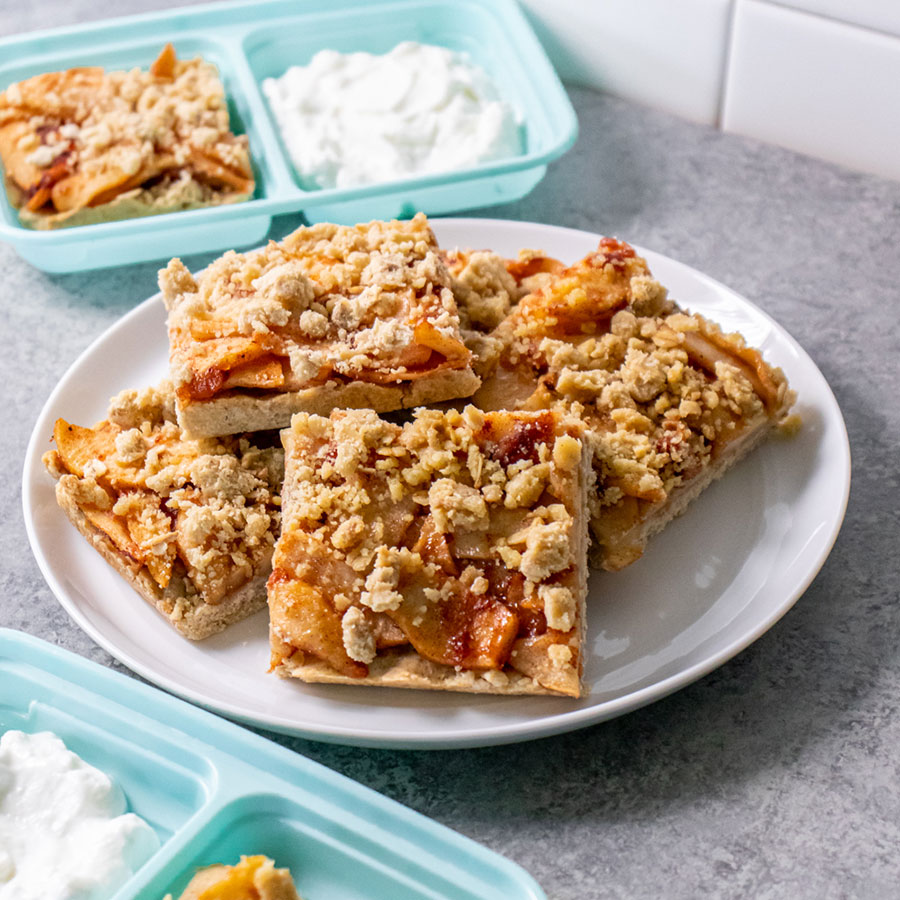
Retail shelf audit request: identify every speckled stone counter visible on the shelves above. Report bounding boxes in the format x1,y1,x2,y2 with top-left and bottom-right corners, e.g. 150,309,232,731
2,4,899,898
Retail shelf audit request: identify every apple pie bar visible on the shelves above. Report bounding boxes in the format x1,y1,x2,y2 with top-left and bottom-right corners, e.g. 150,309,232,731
269,406,592,696
42,382,282,639
161,214,480,438
474,238,796,570
0,44,253,229
164,856,302,900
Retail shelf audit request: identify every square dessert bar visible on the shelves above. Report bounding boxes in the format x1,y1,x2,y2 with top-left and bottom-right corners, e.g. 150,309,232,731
474,238,796,570
269,405,592,697
0,44,253,229
43,382,282,639
161,213,480,438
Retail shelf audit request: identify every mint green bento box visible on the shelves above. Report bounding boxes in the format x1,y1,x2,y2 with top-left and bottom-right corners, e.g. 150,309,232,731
0,0,577,273
0,628,546,900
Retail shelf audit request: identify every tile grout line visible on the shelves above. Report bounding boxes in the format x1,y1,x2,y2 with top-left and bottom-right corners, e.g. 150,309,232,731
757,0,900,43
715,0,741,130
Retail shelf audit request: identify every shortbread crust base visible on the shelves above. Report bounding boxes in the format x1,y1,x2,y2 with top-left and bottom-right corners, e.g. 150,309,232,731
177,368,481,439
272,648,573,696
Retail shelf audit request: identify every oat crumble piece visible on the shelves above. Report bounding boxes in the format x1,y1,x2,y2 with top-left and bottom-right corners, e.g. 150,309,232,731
442,246,547,379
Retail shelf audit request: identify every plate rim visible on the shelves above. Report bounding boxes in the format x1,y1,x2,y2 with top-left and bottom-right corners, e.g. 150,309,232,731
22,217,852,749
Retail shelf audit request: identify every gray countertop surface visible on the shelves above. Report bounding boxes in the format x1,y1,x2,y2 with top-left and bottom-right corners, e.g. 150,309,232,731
2,3,899,899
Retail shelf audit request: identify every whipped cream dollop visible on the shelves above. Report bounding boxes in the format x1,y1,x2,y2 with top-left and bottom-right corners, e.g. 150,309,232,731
0,730,160,900
263,42,522,190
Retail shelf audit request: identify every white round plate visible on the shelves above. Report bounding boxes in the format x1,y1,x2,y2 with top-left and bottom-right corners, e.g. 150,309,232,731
23,219,850,749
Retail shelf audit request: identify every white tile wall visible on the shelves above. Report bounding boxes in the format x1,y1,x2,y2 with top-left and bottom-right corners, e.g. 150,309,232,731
723,0,900,180
518,0,734,125
523,0,900,181
769,0,900,39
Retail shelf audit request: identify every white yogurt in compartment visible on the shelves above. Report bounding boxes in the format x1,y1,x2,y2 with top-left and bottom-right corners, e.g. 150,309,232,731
263,41,523,190
0,730,160,900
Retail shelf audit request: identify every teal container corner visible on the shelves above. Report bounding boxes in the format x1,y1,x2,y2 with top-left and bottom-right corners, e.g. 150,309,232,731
0,0,577,273
0,627,548,900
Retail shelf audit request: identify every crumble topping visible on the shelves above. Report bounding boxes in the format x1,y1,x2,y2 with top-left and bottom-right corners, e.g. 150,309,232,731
269,405,590,695
520,518,573,582
539,584,577,632
359,546,411,613
341,606,377,664
475,237,796,568
61,473,112,510
444,248,526,331
443,248,530,378
548,643,573,668
162,213,475,407
113,428,149,464
108,382,178,428
428,478,489,533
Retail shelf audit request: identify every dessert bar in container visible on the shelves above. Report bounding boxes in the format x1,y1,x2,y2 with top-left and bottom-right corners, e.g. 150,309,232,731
0,628,546,900
0,0,577,273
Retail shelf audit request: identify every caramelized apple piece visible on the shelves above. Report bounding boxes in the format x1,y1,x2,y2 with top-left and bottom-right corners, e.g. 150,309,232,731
510,631,579,697
53,418,118,476
3,67,104,121
412,514,457,575
222,358,286,391
388,574,519,670
412,319,471,366
478,409,555,467
52,163,138,213
174,854,301,900
680,329,781,412
120,491,175,588
275,530,360,594
377,494,417,547
188,150,254,194
268,572,366,678
472,361,541,412
370,610,409,648
350,344,433,383
182,336,276,399
25,153,74,211
149,42,177,80
506,254,565,283
82,507,142,562
514,240,641,338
